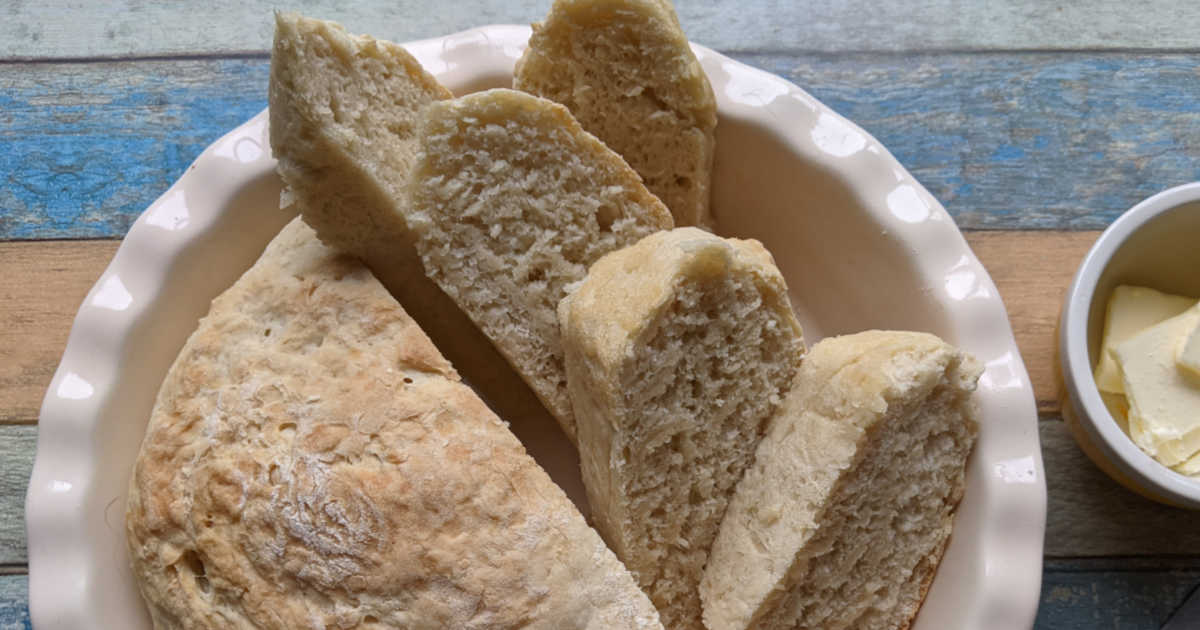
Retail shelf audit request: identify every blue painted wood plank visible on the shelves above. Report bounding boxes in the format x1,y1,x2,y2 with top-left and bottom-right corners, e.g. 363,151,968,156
1037,559,1200,629
2,562,1200,629
0,58,269,240
0,575,30,630
5,53,1200,238
749,52,1200,230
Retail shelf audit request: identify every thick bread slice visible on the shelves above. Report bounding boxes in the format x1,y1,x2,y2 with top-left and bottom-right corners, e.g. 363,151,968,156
125,218,663,630
514,0,717,228
407,88,674,439
700,330,981,630
269,12,450,258
270,14,566,461
558,227,805,630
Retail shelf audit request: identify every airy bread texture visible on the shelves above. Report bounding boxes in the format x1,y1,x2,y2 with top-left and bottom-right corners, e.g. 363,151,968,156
514,0,718,228
270,14,560,443
558,227,805,630
269,12,450,259
125,218,664,630
700,330,981,630
407,88,674,439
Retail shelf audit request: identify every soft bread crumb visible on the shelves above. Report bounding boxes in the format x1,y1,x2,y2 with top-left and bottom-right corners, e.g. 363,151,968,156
700,330,981,630
559,227,805,630
407,88,673,439
514,0,717,228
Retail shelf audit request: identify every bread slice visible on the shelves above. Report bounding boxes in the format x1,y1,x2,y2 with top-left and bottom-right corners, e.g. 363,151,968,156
126,218,664,630
700,330,981,630
269,12,450,259
269,14,568,454
514,0,717,228
558,227,805,630
406,88,674,439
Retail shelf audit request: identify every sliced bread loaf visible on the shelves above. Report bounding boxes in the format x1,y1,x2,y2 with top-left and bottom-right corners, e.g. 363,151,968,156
557,227,805,630
514,0,717,228
126,218,664,630
700,330,981,630
269,14,565,450
406,88,674,439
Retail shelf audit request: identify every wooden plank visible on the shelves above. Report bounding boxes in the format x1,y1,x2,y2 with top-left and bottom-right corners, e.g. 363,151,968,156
0,426,34,567
2,563,1199,629
1037,558,1200,629
6,54,1200,239
966,231,1094,414
0,574,30,630
6,0,1200,60
0,59,268,240
1042,420,1200,558
0,232,1088,428
0,240,120,425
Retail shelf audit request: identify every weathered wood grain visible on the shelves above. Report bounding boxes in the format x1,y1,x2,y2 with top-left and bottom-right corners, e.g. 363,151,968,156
1037,559,1200,629
0,231,1084,427
6,0,1200,60
0,59,268,240
6,54,1200,239
0,574,30,630
967,231,1094,413
1041,421,1200,558
0,426,34,567
0,240,120,425
3,563,1200,629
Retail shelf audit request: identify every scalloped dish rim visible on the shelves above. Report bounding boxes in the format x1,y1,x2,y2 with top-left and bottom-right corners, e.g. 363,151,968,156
27,24,1045,630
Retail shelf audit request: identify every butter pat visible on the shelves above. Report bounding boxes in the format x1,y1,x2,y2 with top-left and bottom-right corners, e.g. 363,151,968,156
1114,304,1200,473
1094,285,1195,394
1180,317,1200,378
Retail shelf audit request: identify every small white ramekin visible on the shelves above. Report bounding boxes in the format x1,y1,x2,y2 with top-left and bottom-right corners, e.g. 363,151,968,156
1060,182,1200,508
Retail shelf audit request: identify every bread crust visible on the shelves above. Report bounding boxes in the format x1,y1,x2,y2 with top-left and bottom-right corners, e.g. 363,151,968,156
125,219,663,629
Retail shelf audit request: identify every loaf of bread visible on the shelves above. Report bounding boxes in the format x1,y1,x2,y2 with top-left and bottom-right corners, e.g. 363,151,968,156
700,330,981,630
558,227,805,630
125,218,664,630
514,0,717,228
406,88,674,439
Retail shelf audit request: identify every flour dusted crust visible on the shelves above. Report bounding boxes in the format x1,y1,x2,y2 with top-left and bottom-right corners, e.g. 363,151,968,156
700,331,980,630
558,228,804,630
125,219,663,629
514,0,717,228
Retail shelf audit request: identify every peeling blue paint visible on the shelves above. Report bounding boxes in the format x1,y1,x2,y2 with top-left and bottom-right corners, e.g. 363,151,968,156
5,53,1200,237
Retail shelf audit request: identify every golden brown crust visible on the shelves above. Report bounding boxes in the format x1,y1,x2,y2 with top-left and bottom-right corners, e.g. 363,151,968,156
125,219,663,629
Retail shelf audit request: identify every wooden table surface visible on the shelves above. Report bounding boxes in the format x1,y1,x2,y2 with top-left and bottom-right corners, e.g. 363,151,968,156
5,1,1200,628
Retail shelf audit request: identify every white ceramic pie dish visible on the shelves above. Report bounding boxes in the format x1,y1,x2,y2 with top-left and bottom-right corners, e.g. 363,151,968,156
26,25,1045,630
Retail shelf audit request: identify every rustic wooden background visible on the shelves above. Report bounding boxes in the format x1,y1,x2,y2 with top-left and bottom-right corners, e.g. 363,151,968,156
5,1,1200,628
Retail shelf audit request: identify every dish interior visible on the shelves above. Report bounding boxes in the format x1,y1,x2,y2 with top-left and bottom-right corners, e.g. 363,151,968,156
28,26,1043,630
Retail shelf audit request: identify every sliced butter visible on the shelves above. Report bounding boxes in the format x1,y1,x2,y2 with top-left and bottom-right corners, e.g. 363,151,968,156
1094,285,1195,394
1114,304,1200,471
1179,317,1200,378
